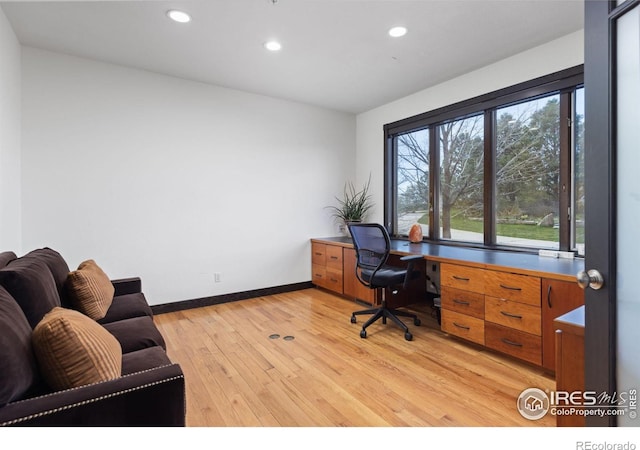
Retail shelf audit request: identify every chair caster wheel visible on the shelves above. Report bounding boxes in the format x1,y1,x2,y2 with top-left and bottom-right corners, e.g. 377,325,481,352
351,315,357,324
414,318,421,326
360,329,367,338
404,332,413,341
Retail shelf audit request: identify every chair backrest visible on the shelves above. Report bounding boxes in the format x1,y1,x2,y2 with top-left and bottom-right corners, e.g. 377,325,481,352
348,223,390,275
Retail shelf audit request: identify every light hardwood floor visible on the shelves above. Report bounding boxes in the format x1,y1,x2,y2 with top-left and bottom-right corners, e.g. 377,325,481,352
154,288,555,427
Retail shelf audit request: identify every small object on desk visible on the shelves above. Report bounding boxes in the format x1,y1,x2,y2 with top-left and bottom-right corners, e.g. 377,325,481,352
557,251,575,259
408,223,423,243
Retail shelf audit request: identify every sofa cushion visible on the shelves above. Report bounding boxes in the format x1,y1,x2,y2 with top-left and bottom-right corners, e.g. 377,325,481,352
0,286,41,406
0,258,61,328
0,251,17,269
32,307,122,391
121,346,173,375
23,248,70,301
102,316,166,353
97,292,153,324
65,260,114,320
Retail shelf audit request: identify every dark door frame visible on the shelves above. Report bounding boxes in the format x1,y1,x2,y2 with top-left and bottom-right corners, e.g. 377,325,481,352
583,0,639,427
584,0,615,427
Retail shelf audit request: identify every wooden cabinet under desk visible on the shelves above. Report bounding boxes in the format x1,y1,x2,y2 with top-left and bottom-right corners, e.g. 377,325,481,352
439,262,585,368
441,263,544,365
311,242,343,294
484,271,542,366
541,279,585,372
441,264,486,345
554,305,585,427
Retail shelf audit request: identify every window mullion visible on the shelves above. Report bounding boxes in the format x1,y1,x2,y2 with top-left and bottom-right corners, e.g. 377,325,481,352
430,126,439,239
484,110,496,246
559,91,572,251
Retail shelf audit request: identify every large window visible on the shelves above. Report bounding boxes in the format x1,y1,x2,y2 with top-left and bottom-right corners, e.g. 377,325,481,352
385,66,584,252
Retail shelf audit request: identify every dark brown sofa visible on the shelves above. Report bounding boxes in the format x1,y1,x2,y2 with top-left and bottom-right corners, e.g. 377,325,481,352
0,249,185,426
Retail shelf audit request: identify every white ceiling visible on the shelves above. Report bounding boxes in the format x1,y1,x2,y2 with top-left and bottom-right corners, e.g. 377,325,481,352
1,0,584,114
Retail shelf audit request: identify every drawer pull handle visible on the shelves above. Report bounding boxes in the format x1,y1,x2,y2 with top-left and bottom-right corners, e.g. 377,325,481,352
499,284,522,291
330,278,338,282
315,273,323,278
453,299,470,306
453,275,470,281
501,338,523,347
315,252,323,256
330,256,339,260
453,322,470,330
500,311,523,320
547,284,553,308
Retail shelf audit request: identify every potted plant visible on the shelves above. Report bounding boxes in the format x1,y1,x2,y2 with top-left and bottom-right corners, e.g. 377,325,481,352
326,175,374,235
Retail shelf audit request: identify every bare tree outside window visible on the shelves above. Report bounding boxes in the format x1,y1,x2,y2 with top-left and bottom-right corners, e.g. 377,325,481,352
495,95,560,248
396,129,429,236
438,115,484,241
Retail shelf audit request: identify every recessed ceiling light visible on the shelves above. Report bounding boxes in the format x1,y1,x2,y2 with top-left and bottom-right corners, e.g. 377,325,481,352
388,26,407,38
264,41,282,52
167,10,191,23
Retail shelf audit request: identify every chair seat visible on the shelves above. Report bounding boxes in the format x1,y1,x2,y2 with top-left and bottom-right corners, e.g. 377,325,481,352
361,266,407,287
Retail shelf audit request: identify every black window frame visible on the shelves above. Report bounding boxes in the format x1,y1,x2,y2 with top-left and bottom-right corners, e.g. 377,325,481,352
384,65,584,253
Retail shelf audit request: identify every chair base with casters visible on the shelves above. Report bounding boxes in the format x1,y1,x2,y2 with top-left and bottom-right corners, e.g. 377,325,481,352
351,294,421,341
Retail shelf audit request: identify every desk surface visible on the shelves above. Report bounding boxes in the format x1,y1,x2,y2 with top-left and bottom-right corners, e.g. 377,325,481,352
311,236,584,282
554,305,585,332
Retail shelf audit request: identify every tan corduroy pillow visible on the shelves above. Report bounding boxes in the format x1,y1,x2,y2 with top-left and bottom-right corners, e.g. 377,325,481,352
32,307,122,390
66,259,114,320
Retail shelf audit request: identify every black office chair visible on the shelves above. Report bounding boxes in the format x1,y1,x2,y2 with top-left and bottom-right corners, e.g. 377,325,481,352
348,222,422,341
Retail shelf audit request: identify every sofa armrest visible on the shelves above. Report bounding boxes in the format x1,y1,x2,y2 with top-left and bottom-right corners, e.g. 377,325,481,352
0,364,185,427
111,277,142,296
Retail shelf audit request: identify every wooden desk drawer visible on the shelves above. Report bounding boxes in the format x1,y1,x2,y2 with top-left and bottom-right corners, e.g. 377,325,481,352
311,243,326,266
484,271,540,306
312,264,327,287
326,245,343,270
485,296,541,335
441,309,485,345
485,322,541,366
441,287,484,319
325,267,343,293
441,264,485,294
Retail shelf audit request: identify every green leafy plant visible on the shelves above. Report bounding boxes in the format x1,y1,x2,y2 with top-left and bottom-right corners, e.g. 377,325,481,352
326,175,374,224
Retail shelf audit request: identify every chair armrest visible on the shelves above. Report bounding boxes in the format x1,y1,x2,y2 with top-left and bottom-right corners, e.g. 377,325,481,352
111,277,142,296
400,255,423,289
0,364,185,427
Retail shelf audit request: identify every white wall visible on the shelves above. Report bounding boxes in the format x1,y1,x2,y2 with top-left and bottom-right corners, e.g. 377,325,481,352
21,47,355,305
356,30,585,223
0,6,22,253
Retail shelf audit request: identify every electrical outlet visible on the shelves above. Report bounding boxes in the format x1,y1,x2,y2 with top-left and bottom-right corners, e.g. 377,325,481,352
214,273,222,283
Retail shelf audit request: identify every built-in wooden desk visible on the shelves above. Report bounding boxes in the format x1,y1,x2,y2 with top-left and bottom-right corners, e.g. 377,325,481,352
311,236,585,370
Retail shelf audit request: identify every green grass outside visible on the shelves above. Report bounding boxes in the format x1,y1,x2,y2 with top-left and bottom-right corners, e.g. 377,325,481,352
416,213,563,242
452,216,559,241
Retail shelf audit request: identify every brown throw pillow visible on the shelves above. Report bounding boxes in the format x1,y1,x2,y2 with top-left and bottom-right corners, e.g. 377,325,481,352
65,259,114,320
32,307,122,390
